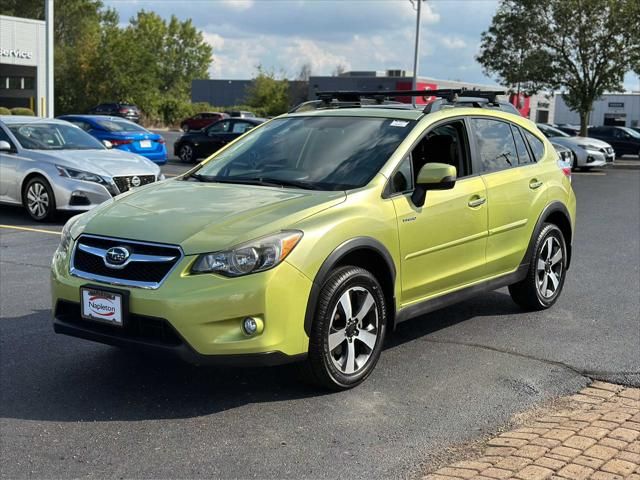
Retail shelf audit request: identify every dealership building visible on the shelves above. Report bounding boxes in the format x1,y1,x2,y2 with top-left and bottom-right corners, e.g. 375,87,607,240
0,15,47,115
554,93,640,128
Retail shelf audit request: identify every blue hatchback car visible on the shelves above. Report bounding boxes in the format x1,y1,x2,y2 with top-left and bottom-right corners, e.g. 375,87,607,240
57,115,167,164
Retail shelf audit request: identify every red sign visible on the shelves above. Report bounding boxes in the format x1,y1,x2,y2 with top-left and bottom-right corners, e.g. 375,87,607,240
509,93,531,118
395,81,438,104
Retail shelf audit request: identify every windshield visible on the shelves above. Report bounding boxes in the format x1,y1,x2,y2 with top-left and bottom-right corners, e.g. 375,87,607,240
97,118,147,133
193,116,415,190
8,122,105,150
621,127,640,139
538,124,569,138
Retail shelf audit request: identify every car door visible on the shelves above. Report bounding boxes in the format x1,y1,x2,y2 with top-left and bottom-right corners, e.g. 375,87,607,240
201,119,232,155
0,125,25,203
471,118,548,277
391,118,489,304
613,128,639,155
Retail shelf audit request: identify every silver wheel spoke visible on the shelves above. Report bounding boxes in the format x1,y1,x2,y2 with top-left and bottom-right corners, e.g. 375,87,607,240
540,274,549,295
356,329,377,350
354,292,375,323
550,249,562,266
545,238,553,259
328,330,346,351
337,291,352,320
537,259,546,271
343,341,356,374
548,271,559,289
27,191,37,202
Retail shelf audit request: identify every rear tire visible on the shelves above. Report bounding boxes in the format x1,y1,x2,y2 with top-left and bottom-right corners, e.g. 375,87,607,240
22,176,56,222
303,266,387,390
509,223,567,311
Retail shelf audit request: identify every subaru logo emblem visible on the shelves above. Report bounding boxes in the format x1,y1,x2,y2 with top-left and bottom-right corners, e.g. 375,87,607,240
131,176,141,187
105,246,130,266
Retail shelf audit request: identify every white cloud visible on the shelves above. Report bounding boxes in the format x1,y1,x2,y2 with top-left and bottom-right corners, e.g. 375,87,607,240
220,0,254,11
439,36,467,49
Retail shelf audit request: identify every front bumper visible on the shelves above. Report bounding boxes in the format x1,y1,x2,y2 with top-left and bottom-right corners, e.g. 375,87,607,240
51,244,312,363
52,176,114,211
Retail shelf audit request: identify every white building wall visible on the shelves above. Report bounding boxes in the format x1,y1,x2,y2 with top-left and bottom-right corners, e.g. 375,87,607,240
554,94,640,127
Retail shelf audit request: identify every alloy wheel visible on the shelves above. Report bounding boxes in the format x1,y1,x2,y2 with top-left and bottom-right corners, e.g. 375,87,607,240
327,286,379,375
536,236,563,299
26,182,50,219
179,144,193,162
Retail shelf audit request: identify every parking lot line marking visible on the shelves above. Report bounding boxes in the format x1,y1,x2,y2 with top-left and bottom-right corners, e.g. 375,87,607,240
573,172,606,176
0,224,61,235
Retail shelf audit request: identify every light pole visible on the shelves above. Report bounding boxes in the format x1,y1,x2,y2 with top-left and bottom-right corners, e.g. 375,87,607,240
411,0,424,106
45,0,54,117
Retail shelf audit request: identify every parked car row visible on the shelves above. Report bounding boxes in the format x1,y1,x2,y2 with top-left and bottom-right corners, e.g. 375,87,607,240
537,123,615,170
541,123,640,159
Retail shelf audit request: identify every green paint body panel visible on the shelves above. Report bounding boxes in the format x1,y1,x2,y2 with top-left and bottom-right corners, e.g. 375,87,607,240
52,107,576,360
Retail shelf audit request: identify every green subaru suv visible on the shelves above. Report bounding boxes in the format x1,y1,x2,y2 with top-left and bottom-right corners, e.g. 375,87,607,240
52,90,576,390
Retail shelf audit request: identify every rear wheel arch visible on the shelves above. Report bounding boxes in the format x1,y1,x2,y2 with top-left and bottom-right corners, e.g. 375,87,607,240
524,202,573,270
303,237,397,336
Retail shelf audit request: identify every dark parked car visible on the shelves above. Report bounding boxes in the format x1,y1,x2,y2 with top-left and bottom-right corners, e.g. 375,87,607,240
588,126,640,157
88,103,141,123
180,112,227,132
174,117,264,162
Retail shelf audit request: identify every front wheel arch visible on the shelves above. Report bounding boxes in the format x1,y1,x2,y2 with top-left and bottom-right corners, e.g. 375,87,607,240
522,202,573,271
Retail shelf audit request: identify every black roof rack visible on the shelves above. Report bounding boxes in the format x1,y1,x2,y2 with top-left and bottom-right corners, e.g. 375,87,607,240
288,88,506,114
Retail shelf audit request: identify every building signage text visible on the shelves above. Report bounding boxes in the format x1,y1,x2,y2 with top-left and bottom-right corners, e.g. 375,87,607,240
608,102,624,108
0,48,33,59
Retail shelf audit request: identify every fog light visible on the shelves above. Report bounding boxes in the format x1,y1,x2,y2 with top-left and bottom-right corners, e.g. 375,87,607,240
587,156,594,163
242,317,263,336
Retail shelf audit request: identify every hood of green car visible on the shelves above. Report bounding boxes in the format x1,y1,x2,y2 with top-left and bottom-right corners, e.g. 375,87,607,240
79,179,346,254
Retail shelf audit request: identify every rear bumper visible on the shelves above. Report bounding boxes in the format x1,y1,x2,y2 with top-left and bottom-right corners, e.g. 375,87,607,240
53,301,306,366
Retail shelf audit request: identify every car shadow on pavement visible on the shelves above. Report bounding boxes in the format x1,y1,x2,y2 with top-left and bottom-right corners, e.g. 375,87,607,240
0,291,520,423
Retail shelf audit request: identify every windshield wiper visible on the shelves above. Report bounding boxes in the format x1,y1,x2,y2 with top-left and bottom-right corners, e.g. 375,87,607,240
244,177,319,190
189,173,318,190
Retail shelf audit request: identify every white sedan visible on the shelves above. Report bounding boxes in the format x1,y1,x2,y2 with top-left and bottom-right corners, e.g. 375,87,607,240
0,116,163,221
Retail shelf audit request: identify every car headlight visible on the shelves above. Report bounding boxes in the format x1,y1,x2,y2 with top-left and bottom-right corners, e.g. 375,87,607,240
56,165,108,185
56,214,80,255
191,231,303,277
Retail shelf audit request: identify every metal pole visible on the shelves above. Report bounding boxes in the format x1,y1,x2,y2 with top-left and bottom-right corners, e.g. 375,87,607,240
411,0,422,107
45,0,54,117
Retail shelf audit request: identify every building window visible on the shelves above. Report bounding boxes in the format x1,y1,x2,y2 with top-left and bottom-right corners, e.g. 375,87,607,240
0,76,8,89
23,77,35,90
8,77,21,89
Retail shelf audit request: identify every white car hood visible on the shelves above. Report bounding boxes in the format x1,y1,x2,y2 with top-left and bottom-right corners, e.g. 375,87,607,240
550,136,612,150
24,148,160,178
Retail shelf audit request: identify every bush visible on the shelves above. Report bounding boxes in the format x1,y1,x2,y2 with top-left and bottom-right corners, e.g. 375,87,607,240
11,107,35,116
0,107,11,115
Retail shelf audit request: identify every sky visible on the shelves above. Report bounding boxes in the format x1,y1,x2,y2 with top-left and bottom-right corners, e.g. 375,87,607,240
105,0,639,91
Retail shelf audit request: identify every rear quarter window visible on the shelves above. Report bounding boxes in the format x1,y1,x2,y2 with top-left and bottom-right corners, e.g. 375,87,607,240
523,130,545,162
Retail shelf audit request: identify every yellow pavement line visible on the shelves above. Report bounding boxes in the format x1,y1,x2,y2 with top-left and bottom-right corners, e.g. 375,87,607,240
0,224,61,235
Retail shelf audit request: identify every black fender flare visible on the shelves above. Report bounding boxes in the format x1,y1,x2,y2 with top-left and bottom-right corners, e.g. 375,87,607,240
303,237,396,336
522,201,573,270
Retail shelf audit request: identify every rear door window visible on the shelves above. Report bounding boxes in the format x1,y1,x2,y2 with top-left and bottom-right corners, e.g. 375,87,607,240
511,126,533,164
471,118,518,172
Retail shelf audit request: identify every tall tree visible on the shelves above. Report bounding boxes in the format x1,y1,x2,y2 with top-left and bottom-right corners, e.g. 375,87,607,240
246,67,290,116
478,0,640,135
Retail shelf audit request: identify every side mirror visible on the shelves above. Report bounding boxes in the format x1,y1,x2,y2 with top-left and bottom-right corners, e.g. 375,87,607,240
411,162,457,207
102,140,113,149
0,140,13,152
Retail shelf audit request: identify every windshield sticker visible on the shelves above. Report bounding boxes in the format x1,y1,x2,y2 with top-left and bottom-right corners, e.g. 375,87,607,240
390,120,410,127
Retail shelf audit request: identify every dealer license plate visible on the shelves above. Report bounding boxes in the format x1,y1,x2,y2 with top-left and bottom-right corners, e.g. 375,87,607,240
139,140,152,148
81,288,124,327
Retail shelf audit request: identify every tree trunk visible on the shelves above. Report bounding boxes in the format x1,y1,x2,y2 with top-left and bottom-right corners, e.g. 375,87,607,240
579,111,589,137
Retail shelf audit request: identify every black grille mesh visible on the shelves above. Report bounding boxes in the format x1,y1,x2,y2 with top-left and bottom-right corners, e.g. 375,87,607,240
72,236,181,285
114,175,155,193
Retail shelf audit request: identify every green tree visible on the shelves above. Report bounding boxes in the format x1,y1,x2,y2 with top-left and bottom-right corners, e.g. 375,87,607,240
478,0,640,136
245,67,290,116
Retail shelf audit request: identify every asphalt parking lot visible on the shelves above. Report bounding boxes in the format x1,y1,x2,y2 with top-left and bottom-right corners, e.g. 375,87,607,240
0,166,638,479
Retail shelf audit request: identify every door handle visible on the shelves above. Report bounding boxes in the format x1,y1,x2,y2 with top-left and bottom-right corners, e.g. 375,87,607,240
529,179,543,189
468,196,486,208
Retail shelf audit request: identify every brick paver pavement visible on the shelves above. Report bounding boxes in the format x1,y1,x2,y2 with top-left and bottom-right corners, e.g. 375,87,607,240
424,383,640,480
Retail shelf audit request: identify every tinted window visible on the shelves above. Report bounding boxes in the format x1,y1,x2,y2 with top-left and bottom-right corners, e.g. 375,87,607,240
7,123,105,150
0,126,14,147
96,118,147,132
195,116,415,191
511,126,532,164
389,154,413,194
523,130,545,162
232,121,254,134
208,120,231,133
472,118,517,172
411,120,470,179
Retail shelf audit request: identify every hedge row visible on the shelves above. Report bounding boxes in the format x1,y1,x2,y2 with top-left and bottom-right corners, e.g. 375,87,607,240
0,107,35,116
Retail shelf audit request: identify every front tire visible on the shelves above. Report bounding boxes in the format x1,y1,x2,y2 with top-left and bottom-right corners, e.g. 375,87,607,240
23,176,56,221
178,143,195,163
304,266,387,390
509,223,567,310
